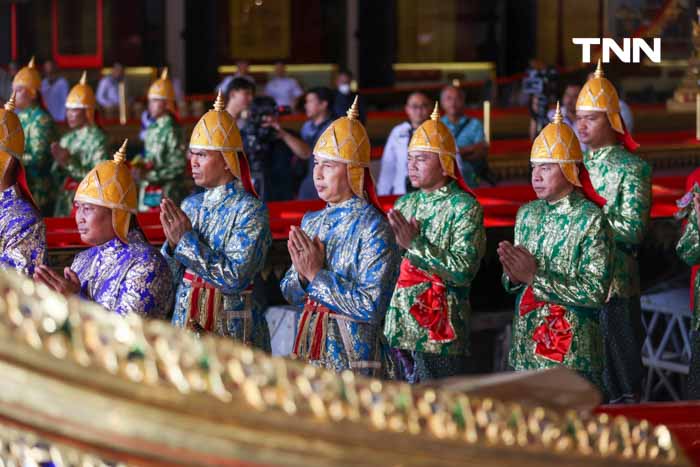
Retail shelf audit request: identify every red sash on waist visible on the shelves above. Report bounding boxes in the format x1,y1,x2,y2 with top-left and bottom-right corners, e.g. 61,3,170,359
519,286,573,363
292,298,332,361
183,270,254,333
396,258,455,343
184,270,219,332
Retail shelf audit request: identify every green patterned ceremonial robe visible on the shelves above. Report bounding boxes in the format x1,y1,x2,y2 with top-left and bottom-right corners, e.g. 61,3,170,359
677,206,700,330
584,144,651,403
504,190,612,388
676,204,700,398
584,145,651,298
17,105,56,216
384,181,486,357
139,113,186,211
53,125,108,216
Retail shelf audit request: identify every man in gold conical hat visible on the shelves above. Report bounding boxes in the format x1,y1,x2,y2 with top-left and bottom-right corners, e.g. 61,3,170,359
34,140,173,319
498,103,612,390
280,96,400,376
134,67,186,211
383,103,486,382
12,57,56,216
576,60,652,403
162,91,272,349
50,71,108,216
0,92,46,277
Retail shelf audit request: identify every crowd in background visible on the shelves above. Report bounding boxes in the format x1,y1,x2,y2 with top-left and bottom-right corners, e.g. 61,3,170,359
0,57,636,209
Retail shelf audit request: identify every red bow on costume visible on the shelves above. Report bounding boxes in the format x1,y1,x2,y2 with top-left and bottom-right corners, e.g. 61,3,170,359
396,259,455,343
519,287,573,363
292,298,333,361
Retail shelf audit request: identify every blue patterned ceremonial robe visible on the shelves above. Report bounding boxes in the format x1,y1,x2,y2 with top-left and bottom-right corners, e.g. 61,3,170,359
71,230,173,318
280,196,400,377
0,185,46,276
163,180,272,350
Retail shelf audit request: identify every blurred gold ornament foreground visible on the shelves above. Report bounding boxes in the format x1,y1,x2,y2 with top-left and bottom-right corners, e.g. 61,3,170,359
0,270,687,466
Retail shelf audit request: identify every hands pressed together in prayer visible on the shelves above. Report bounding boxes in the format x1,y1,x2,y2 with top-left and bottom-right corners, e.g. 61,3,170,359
33,265,81,296
388,209,420,250
50,142,70,167
160,197,192,249
287,226,324,284
497,241,537,286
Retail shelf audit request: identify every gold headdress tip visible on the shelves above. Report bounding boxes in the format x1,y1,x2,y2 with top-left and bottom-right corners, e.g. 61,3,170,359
213,90,225,112
114,139,128,164
161,67,168,80
431,102,440,121
553,101,562,124
346,95,360,120
594,58,604,78
28,56,35,68
79,70,87,85
4,91,16,112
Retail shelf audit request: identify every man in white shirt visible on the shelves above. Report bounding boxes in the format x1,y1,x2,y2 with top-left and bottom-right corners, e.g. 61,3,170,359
96,62,123,112
377,91,431,195
264,61,303,108
40,60,69,122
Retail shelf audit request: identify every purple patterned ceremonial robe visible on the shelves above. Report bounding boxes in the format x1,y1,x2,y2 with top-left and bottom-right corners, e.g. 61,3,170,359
0,185,46,276
71,230,173,318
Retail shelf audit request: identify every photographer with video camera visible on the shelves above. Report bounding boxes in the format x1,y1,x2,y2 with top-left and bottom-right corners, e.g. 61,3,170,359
240,96,310,201
522,59,558,141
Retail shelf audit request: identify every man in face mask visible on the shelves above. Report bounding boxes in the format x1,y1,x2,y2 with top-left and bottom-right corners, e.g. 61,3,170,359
332,68,366,124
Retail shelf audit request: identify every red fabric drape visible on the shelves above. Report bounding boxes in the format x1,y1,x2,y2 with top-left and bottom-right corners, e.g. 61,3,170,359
396,259,455,343
519,287,573,363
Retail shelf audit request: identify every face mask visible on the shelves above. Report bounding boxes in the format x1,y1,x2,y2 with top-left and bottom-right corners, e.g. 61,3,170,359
338,83,351,95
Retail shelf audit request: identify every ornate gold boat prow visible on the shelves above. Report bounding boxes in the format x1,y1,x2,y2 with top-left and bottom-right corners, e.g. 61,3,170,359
0,270,687,466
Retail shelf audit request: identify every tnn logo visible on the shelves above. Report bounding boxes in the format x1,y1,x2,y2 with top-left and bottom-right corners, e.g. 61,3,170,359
572,38,661,63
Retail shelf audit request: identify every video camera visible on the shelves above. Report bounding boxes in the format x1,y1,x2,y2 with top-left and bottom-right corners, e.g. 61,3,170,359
241,96,291,156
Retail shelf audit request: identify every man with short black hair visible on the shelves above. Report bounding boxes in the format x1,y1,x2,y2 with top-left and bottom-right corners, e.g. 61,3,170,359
377,91,431,196
225,77,256,128
40,59,69,122
297,86,334,200
333,68,366,123
440,85,486,188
